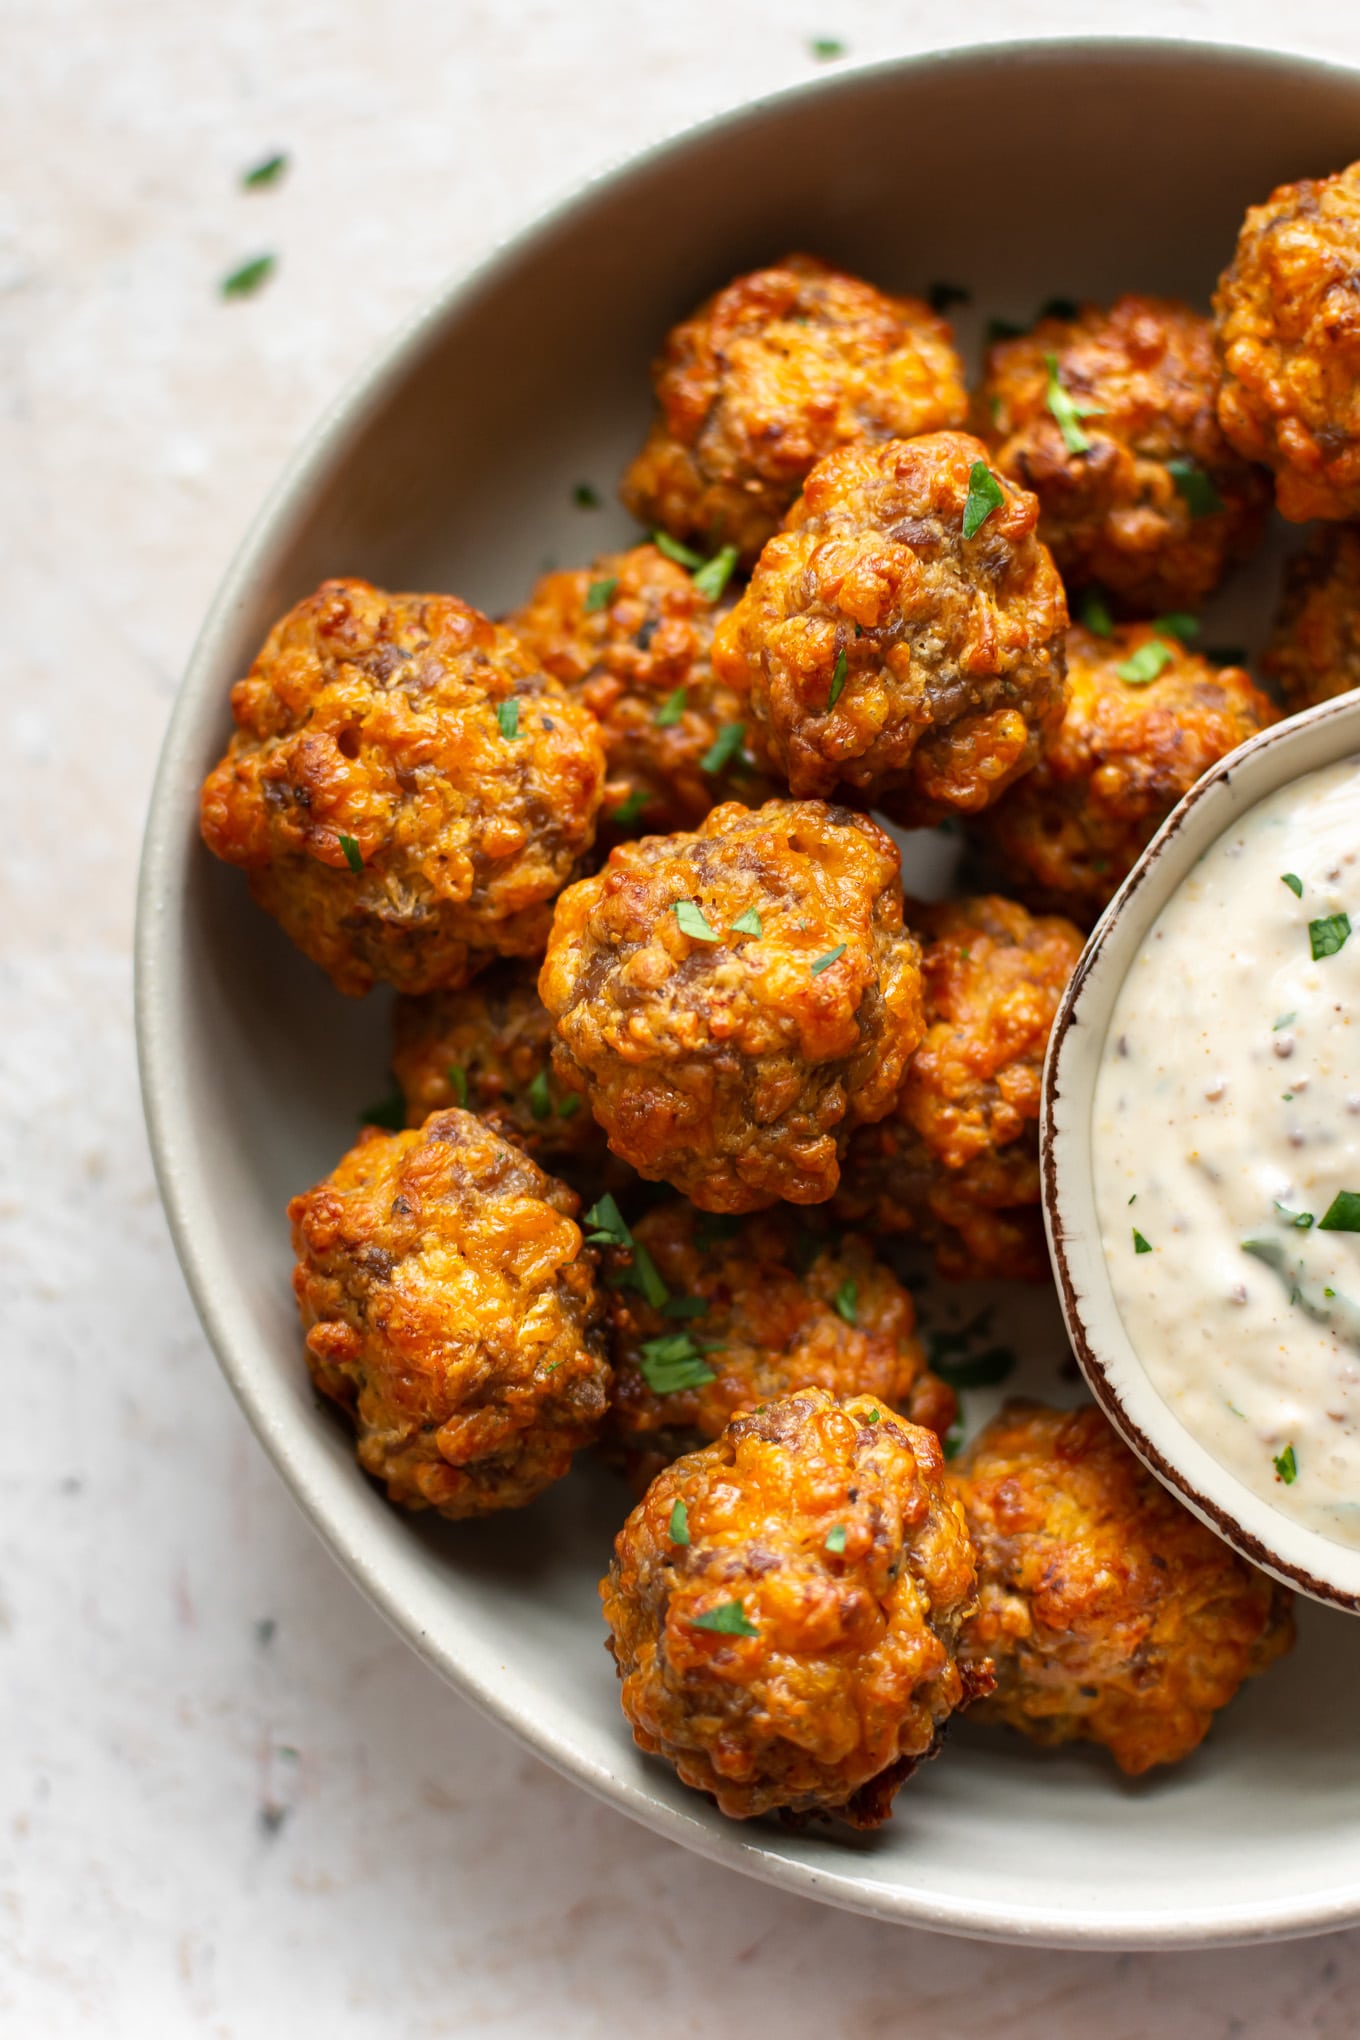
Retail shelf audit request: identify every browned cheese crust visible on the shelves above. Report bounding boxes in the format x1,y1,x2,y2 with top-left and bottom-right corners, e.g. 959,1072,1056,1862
507,543,777,839
712,432,1069,822
1263,523,1360,712
391,961,620,1199
950,1402,1295,1774
600,1388,986,1824
621,253,968,564
1214,159,1360,523
980,295,1269,613
836,894,1084,1280
199,578,607,996
538,799,925,1212
289,1109,611,1517
602,1200,956,1479
974,622,1278,925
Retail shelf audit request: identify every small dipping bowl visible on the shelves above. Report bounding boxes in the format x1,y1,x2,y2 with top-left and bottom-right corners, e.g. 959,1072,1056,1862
1044,688,1360,1614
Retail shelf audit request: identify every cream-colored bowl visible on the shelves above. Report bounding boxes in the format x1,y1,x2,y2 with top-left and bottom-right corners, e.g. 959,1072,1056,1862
138,37,1360,1947
1044,690,1360,1614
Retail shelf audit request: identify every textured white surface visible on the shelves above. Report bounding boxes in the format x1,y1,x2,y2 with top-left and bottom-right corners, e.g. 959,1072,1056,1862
8,2,1360,2031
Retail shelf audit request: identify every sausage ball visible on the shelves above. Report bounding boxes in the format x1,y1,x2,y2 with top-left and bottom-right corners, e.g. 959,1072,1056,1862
1214,159,1360,522
835,895,1084,1281
200,578,607,996
507,542,777,839
950,1402,1295,1774
621,253,968,565
289,1109,611,1517
1263,523,1360,712
390,961,620,1198
980,296,1269,614
711,432,1068,822
974,621,1278,924
600,1387,987,1824
601,1199,956,1480
539,799,925,1212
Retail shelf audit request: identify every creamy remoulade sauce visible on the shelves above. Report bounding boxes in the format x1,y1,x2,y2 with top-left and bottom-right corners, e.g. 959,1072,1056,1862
1093,754,1360,1547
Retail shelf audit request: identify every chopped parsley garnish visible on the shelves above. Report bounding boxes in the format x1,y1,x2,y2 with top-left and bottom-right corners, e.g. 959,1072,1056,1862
985,316,1024,346
1319,1191,1360,1233
1275,1202,1314,1229
1167,457,1222,518
638,1334,718,1394
528,1068,552,1121
961,459,1005,539
731,906,763,937
1116,640,1174,685
611,788,650,828
1080,589,1114,637
1273,1013,1297,1032
865,1408,880,1424
1310,912,1351,960
221,253,276,297
1133,1229,1153,1254
809,36,846,59
694,1214,741,1249
588,1199,672,1308
927,1344,1016,1390
1274,1443,1298,1486
653,531,704,570
1206,645,1247,667
358,1091,405,1131
573,482,602,509
674,898,720,943
701,722,746,774
1281,873,1303,898
692,544,739,603
691,1600,757,1636
584,1194,631,1248
827,646,848,709
661,1295,708,1320
655,685,687,726
558,1093,582,1118
627,1244,670,1309
1129,1194,1137,1205
496,699,520,740
942,1419,966,1460
833,1279,858,1326
1039,296,1078,322
584,576,617,613
337,832,364,875
929,281,971,314
1044,352,1103,455
824,1523,848,1554
242,153,288,189
446,1064,468,1106
810,943,847,975
1153,612,1199,642
669,1499,690,1545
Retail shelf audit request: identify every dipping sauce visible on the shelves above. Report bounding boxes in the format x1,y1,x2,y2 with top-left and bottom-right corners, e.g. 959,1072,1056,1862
1093,754,1360,1548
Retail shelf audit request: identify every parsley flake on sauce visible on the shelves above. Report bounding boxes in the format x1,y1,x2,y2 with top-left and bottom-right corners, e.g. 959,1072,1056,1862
1274,1443,1298,1485
496,700,520,740
1044,352,1103,455
446,1064,468,1106
824,1523,848,1554
674,899,721,943
584,576,617,613
242,153,288,189
1275,1202,1315,1229
1080,589,1114,637
827,646,848,709
809,36,846,60
1309,912,1351,960
833,1279,858,1326
1319,1191,1360,1233
1116,640,1174,685
692,1600,757,1636
810,943,847,975
1133,1229,1153,1254
337,833,364,874
731,907,763,937
701,722,746,774
962,459,1005,539
1281,873,1304,898
669,1499,691,1545
221,253,276,297
1167,457,1223,518
655,685,687,727
653,531,705,570
692,544,739,602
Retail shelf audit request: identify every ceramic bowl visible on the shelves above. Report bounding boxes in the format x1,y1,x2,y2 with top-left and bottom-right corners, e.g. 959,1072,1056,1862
1044,690,1360,1613
137,36,1360,1947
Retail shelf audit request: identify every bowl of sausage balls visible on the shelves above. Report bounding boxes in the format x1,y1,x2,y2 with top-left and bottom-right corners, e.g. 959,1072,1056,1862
137,38,1360,1947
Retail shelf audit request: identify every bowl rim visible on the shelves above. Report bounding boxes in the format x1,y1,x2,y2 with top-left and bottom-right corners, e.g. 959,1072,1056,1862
1042,687,1360,1615
137,31,1360,1949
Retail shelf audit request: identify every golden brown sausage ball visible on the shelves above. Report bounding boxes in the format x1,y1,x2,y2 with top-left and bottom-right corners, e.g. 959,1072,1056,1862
621,254,968,565
507,543,777,839
974,622,1278,924
950,1402,1295,1774
601,1199,956,1479
539,799,925,1212
712,432,1068,822
836,894,1084,1281
600,1387,987,1824
391,961,620,1196
200,578,607,996
980,296,1269,614
289,1109,610,1517
1263,524,1360,712
1214,159,1360,523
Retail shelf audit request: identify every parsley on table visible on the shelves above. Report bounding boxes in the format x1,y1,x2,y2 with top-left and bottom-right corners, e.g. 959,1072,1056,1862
573,482,602,509
962,459,1005,539
1310,913,1351,960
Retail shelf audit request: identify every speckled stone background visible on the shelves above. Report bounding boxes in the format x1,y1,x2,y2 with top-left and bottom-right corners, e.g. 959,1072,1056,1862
7,2,1360,2032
